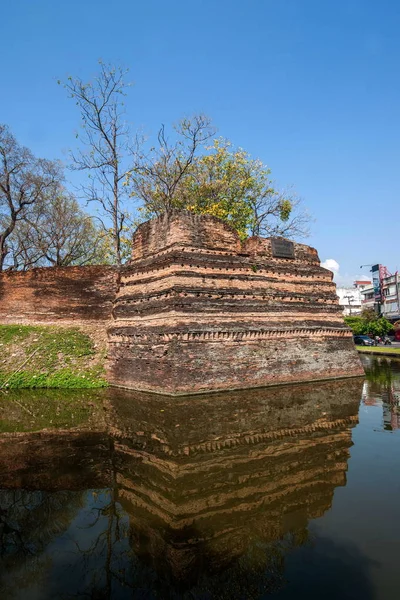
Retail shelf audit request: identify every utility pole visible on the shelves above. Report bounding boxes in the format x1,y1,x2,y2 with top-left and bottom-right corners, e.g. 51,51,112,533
344,294,354,316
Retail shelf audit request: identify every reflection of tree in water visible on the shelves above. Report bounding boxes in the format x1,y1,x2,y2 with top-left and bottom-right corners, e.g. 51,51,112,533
0,488,133,600
0,467,375,599
176,533,376,600
117,525,376,600
0,489,84,598
362,356,400,430
167,528,311,600
364,356,394,388
53,489,135,600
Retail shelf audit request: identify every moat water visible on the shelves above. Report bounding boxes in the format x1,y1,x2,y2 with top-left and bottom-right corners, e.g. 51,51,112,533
1,355,400,599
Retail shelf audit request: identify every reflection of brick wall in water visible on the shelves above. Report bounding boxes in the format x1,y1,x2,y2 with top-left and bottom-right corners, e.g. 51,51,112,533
116,424,355,583
110,378,362,585
107,210,364,393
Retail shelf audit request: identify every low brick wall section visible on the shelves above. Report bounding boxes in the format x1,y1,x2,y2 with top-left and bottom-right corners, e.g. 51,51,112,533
0,266,119,324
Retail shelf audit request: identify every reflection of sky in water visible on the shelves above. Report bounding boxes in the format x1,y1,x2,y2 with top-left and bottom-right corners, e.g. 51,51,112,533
1,363,400,598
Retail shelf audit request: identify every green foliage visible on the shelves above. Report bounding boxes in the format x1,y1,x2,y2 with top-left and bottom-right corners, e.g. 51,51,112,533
93,225,133,264
7,191,111,269
279,199,292,221
360,308,377,323
130,126,310,240
134,137,296,240
0,368,107,389
0,123,62,271
0,325,107,389
344,314,394,337
176,139,267,239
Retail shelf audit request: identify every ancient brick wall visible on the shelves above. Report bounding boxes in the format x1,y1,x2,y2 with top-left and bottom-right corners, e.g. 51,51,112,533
0,211,364,393
132,210,241,259
0,266,119,324
108,210,364,393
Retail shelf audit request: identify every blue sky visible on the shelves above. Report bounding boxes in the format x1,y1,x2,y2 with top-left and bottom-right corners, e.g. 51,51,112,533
2,0,400,283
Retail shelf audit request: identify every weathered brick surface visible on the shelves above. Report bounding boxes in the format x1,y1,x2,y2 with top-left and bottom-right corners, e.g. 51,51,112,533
0,266,119,324
0,211,364,392
108,210,364,393
132,210,241,259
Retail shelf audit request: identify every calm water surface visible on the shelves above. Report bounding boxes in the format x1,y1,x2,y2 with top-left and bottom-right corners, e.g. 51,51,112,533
1,355,400,599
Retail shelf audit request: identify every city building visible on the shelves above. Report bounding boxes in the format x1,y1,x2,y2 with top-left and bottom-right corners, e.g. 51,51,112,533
381,273,400,320
359,284,375,311
359,266,400,322
336,280,371,316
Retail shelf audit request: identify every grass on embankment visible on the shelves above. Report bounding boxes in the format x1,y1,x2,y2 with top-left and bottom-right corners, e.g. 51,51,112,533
356,345,400,355
0,325,108,389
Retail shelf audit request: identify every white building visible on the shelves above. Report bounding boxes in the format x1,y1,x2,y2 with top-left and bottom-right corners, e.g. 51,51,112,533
336,280,371,316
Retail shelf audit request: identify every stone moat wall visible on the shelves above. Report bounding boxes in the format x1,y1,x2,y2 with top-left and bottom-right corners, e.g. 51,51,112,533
0,211,364,393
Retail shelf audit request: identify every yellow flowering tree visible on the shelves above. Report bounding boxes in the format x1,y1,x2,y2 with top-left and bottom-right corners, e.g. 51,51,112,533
129,118,311,240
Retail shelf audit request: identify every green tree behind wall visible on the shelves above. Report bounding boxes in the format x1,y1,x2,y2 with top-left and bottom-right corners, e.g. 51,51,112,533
345,310,394,337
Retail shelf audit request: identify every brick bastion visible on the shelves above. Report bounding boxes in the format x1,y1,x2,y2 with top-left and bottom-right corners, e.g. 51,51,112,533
107,210,364,394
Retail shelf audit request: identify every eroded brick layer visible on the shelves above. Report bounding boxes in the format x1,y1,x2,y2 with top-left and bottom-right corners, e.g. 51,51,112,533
0,266,119,324
107,211,364,393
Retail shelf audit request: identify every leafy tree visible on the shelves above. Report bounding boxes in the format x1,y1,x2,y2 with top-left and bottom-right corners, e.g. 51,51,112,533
176,138,257,238
361,308,378,323
61,62,134,265
344,312,393,338
0,124,61,271
180,139,310,239
130,129,310,240
92,224,133,265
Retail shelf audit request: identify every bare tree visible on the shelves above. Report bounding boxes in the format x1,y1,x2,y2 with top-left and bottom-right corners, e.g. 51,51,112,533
130,114,215,216
0,124,61,271
61,63,135,266
3,220,43,270
248,188,311,240
6,189,109,270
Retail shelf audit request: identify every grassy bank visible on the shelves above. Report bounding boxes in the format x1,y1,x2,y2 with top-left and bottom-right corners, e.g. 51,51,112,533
0,325,108,389
356,345,400,356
